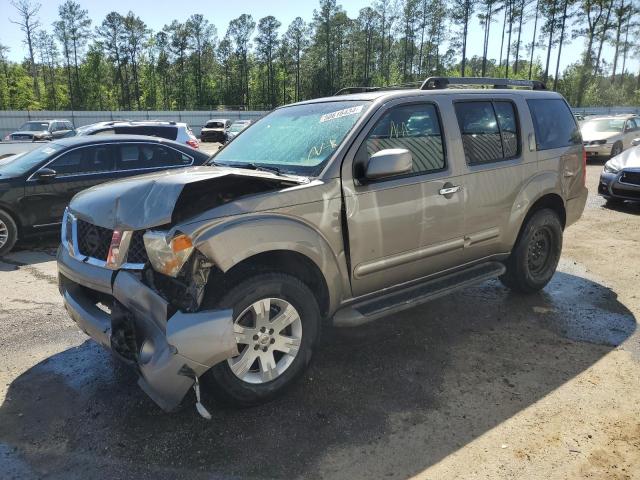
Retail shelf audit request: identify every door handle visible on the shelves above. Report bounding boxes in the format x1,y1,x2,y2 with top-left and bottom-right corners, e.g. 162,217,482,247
439,185,462,195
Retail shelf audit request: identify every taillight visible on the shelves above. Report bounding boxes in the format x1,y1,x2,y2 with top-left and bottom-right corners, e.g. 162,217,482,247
582,146,587,186
186,138,199,149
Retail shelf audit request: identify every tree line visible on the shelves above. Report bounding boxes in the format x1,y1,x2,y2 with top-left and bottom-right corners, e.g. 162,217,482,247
1,0,639,111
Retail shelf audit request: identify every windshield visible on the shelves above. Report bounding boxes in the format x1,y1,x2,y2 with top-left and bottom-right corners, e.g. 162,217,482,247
213,101,369,176
0,143,62,177
19,121,50,131
228,123,247,133
205,122,225,129
583,119,624,133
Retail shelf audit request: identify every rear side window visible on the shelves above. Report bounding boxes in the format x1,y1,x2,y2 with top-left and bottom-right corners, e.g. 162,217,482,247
114,125,178,140
454,101,520,165
357,103,446,176
527,99,580,150
116,144,192,170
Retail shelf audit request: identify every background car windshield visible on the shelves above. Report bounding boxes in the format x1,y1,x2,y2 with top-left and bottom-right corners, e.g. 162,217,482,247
214,101,369,175
0,143,62,177
206,122,225,128
229,123,245,133
583,119,624,132
19,122,50,131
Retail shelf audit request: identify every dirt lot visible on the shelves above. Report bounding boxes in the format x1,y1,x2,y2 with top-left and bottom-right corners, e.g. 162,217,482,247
0,162,639,480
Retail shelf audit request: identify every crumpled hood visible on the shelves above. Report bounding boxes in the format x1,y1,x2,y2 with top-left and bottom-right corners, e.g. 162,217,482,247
69,166,301,230
608,145,640,170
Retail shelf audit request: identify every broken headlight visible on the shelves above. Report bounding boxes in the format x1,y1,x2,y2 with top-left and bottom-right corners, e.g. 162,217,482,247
143,231,194,277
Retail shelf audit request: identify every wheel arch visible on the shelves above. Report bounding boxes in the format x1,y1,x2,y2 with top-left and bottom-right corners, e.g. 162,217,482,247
207,250,331,319
194,215,345,317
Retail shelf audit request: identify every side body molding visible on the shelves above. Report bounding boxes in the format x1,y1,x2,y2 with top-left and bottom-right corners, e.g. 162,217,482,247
193,215,345,315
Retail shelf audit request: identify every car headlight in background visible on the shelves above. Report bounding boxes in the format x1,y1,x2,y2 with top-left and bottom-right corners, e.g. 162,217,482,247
603,161,620,174
143,231,194,277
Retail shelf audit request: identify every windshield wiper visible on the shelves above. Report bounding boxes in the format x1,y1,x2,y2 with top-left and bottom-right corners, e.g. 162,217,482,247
209,160,309,182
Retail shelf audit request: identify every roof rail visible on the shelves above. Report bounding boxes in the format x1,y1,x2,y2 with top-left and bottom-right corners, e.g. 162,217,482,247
420,76,547,91
333,82,422,96
334,86,381,95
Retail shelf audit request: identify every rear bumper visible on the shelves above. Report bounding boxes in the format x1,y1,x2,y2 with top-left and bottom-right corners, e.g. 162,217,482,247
200,130,225,142
584,144,613,157
57,245,237,411
566,186,588,227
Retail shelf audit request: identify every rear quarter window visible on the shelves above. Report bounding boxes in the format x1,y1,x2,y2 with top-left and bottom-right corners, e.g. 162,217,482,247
527,98,581,150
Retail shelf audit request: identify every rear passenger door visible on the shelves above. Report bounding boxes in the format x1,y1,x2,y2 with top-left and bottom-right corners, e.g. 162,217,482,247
453,98,529,262
342,99,466,297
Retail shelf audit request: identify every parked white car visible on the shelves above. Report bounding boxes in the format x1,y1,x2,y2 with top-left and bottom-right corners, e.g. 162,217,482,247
581,114,640,158
76,121,200,149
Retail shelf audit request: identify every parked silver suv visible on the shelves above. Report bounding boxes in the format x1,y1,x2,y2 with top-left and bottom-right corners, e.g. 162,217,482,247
57,77,588,415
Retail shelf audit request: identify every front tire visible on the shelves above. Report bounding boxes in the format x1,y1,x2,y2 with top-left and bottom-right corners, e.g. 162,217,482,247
203,273,321,407
610,142,623,158
0,209,18,256
500,209,563,293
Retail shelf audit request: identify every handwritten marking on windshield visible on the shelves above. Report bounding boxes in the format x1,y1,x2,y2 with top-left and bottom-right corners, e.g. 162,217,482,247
307,139,338,161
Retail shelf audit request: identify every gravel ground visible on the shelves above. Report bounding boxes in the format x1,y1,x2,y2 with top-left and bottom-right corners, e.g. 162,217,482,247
0,162,639,480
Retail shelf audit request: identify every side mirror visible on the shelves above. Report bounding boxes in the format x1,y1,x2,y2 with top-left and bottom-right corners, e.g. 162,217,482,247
365,148,413,180
632,138,640,147
34,167,57,182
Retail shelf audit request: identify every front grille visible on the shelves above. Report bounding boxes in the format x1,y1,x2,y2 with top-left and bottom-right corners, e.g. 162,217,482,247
612,186,640,199
11,134,32,140
127,231,148,264
77,219,112,260
74,218,147,266
620,170,640,186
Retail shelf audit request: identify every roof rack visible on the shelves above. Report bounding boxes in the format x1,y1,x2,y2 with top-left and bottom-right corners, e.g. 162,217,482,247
420,76,547,91
334,82,421,96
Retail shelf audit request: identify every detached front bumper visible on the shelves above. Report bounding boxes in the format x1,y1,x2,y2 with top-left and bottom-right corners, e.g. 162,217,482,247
57,245,237,411
599,169,640,202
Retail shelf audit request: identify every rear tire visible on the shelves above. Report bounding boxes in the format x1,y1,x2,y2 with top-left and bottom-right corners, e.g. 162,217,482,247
500,209,563,293
202,273,321,407
0,209,18,256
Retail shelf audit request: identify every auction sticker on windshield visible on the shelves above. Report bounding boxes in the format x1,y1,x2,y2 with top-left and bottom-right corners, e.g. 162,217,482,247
320,105,364,123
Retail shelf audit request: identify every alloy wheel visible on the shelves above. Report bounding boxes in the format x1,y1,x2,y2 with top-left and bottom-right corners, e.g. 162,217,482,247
227,298,303,384
0,219,8,249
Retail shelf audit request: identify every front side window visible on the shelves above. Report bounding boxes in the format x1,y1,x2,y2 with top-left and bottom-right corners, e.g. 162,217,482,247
527,98,581,150
455,101,520,165
356,103,446,176
214,101,370,176
48,146,115,176
0,144,63,178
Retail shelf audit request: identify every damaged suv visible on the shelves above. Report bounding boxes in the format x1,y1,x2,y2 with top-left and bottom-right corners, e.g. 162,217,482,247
57,77,587,415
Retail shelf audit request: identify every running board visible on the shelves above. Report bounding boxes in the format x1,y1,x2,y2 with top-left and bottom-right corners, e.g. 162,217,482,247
333,262,506,327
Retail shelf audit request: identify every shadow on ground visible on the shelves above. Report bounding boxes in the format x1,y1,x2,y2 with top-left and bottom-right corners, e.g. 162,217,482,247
0,269,636,479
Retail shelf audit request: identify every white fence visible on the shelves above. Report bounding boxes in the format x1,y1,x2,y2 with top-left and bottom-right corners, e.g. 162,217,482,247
0,110,267,139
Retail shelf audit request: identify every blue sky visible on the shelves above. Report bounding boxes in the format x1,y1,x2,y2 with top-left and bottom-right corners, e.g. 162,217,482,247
0,0,633,78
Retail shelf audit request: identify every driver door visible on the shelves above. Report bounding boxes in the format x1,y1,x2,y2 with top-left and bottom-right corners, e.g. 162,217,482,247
341,99,466,297
22,145,117,228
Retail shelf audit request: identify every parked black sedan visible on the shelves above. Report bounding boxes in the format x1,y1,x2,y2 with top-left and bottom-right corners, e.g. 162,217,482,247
0,135,210,255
